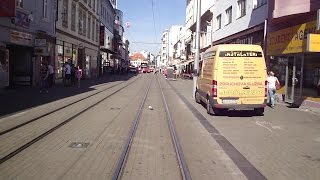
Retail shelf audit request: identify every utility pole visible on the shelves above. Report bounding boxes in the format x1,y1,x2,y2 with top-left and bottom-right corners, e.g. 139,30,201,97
193,0,201,98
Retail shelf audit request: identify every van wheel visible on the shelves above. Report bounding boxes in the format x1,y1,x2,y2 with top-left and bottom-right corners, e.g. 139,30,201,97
195,90,201,104
206,99,213,115
254,108,264,116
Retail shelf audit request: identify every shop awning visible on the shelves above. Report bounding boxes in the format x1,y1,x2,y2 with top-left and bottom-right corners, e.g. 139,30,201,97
100,48,116,54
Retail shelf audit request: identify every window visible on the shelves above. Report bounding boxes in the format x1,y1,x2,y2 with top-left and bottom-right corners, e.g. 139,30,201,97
62,0,68,27
88,0,91,7
78,9,83,34
71,2,76,31
225,6,232,25
16,0,23,8
253,0,267,9
88,15,91,38
216,14,221,30
93,0,96,11
237,0,246,18
92,19,95,41
83,11,87,35
96,21,99,42
43,0,48,18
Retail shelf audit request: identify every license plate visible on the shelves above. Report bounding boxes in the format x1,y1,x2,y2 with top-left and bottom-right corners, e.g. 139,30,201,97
222,99,237,104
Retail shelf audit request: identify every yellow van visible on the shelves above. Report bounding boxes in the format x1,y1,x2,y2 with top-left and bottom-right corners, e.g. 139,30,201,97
195,44,267,115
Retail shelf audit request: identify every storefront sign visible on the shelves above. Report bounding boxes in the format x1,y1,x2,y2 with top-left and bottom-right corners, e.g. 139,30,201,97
268,21,320,55
35,39,47,47
10,30,32,46
306,34,320,52
34,47,49,56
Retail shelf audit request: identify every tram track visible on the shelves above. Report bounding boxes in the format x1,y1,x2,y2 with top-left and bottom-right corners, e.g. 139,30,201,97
112,74,191,180
0,75,142,165
0,75,141,136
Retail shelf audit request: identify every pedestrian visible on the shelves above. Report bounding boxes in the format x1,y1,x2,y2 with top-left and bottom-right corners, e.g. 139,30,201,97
75,66,82,88
267,71,280,108
317,78,320,96
40,63,49,93
71,64,76,86
64,61,71,86
47,63,54,88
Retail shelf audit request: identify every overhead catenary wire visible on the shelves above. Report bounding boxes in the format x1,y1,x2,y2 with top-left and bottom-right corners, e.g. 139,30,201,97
151,0,158,44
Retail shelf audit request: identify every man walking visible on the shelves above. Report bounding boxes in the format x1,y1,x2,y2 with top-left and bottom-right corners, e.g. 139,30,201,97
64,61,71,86
47,63,54,87
267,71,280,108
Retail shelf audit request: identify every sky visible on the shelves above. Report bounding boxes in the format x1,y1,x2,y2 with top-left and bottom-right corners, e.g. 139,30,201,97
118,0,186,55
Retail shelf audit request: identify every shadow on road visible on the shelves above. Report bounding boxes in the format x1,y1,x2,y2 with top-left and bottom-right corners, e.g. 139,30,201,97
0,73,137,117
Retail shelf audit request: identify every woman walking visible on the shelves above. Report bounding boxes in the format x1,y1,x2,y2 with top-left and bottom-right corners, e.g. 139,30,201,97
267,71,280,108
75,66,82,88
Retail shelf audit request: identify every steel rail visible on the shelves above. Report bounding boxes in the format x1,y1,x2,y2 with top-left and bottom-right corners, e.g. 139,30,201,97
157,75,192,180
0,76,142,165
0,76,141,136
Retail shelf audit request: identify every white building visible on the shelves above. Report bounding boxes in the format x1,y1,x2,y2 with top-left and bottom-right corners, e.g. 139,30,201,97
140,50,149,59
100,0,115,75
185,0,268,54
56,0,100,79
211,0,268,48
160,25,182,67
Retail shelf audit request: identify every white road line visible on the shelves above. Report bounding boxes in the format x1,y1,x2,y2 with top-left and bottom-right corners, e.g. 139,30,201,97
255,121,273,133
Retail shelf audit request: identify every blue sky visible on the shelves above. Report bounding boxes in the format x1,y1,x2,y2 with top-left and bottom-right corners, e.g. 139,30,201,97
118,0,186,55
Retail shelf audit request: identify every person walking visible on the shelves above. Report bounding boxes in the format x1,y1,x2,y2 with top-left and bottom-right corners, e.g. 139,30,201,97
40,63,49,93
47,63,54,88
71,64,76,86
64,62,71,86
75,66,82,88
267,71,280,108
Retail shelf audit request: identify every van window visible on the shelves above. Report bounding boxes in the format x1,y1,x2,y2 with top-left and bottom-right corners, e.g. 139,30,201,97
219,51,263,57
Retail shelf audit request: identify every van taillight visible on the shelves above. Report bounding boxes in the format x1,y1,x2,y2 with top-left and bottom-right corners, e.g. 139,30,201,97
265,81,268,97
212,80,217,97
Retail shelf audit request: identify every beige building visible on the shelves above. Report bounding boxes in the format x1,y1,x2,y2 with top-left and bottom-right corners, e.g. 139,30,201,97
56,0,100,79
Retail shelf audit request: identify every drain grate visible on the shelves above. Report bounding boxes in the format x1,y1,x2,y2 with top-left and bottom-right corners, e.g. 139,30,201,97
69,142,89,148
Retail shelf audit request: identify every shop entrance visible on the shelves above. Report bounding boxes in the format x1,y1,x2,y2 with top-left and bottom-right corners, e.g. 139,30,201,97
285,55,304,104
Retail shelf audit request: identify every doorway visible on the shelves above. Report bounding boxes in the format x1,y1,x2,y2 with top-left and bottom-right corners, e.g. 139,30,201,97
285,55,304,104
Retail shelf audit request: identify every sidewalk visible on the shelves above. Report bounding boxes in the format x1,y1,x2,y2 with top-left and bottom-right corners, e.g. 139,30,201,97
0,74,137,117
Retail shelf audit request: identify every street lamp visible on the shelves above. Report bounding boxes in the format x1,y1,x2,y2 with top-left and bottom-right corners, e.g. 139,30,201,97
193,0,201,98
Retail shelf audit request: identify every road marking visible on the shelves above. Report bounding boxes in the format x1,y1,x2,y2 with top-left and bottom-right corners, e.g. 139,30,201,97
255,121,273,133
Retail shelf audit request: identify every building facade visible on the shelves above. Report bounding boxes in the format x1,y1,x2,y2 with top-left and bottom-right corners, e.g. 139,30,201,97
267,0,320,106
56,0,100,79
0,0,56,87
100,0,115,75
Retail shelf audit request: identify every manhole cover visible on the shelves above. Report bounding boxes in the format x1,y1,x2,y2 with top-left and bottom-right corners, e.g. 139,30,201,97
110,107,121,110
69,142,89,148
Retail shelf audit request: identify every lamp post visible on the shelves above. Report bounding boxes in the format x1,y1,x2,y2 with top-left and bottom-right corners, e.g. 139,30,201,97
193,0,201,98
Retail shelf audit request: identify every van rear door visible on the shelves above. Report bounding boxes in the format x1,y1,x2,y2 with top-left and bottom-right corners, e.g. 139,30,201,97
216,50,267,105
